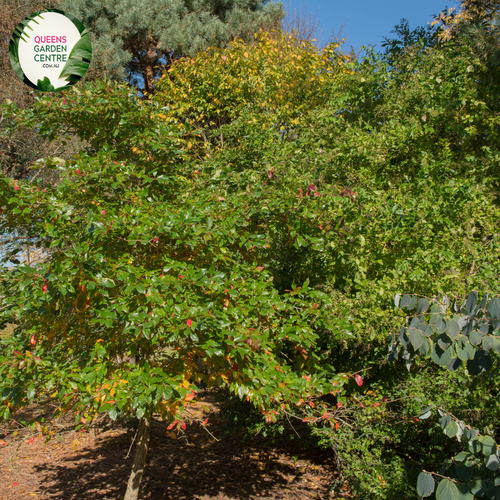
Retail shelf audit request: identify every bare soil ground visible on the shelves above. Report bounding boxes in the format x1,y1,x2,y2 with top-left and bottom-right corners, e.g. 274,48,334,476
0,392,345,500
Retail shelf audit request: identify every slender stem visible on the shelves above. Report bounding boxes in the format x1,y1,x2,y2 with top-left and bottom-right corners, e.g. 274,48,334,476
123,415,151,500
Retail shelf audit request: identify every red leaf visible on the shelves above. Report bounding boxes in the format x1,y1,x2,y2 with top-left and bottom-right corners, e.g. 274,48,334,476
202,417,209,425
28,437,36,445
13,180,19,191
187,319,192,328
314,192,321,197
101,210,106,215
335,422,340,430
267,169,274,179
298,188,303,198
12,482,18,487
167,420,178,430
181,423,186,430
30,336,36,346
42,285,48,294
0,439,7,446
76,168,81,175
355,374,363,386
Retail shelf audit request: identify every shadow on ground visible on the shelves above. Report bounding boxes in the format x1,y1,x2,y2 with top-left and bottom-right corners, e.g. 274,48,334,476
22,398,336,500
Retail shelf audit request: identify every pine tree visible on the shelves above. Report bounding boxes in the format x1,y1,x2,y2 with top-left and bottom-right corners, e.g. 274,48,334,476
56,0,284,93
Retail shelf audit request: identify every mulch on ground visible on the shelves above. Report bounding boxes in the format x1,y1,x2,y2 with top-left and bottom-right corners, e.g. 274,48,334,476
0,392,344,500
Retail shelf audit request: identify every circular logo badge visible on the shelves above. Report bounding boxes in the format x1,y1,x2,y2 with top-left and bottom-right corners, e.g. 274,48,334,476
9,9,92,92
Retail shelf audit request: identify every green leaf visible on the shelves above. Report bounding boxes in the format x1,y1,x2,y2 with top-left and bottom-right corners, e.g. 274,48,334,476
485,453,500,471
480,435,497,456
417,298,430,314
417,472,435,497
409,328,425,349
408,295,417,311
465,291,478,314
470,479,487,497
432,345,454,366
445,420,459,438
419,405,434,420
469,330,483,346
455,464,473,483
467,350,492,375
487,298,500,320
59,34,92,80
446,320,460,340
400,294,411,308
436,478,459,500
456,483,474,500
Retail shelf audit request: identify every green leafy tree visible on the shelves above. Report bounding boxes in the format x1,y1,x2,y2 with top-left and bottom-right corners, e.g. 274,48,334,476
55,0,284,92
0,80,351,500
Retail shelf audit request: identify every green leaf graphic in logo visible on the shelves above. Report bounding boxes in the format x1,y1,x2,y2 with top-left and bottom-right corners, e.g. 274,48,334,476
36,76,55,92
59,31,92,81
9,11,44,82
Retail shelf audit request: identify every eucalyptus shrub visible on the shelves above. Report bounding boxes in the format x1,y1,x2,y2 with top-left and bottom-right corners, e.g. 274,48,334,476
391,291,500,500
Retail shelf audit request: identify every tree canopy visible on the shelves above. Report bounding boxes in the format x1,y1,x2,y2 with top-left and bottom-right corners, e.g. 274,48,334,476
56,0,284,92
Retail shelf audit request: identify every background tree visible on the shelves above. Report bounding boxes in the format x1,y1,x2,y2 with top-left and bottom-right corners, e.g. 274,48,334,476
55,0,284,93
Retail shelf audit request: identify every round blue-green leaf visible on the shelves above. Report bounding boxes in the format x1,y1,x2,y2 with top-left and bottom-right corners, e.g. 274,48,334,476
408,295,417,311
447,357,462,372
482,336,495,351
400,294,411,308
419,405,434,420
465,291,478,314
469,330,483,346
485,453,500,471
487,298,500,320
447,319,460,340
480,435,497,456
436,317,447,334
455,464,473,482
445,420,459,438
456,483,474,500
436,478,459,500
432,345,454,366
470,479,486,497
457,340,475,361
417,298,430,314
467,350,492,376
409,328,425,349
487,484,500,500
417,472,435,497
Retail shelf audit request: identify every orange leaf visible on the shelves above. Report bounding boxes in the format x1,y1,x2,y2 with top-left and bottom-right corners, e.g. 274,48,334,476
0,439,7,446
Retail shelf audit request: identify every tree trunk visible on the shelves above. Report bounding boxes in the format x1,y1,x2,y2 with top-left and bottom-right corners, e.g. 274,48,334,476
124,416,151,500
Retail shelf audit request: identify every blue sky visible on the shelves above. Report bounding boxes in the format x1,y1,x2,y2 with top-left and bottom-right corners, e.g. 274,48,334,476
281,0,457,50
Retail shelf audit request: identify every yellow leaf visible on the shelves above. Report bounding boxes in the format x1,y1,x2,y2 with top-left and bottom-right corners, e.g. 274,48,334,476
169,432,177,439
